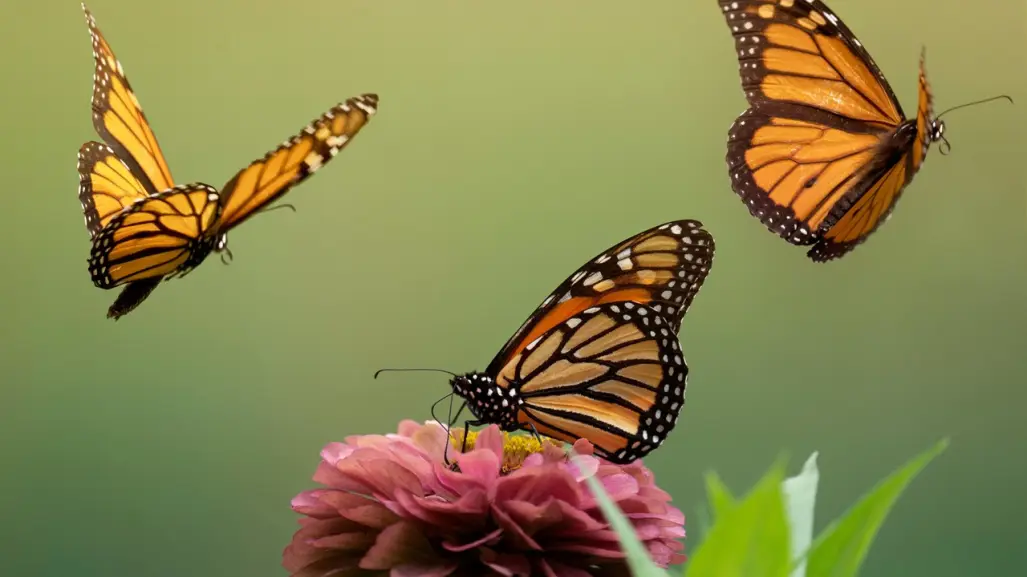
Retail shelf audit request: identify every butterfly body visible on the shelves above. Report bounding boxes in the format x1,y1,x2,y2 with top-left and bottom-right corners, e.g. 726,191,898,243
718,0,942,261
446,220,715,464
450,372,520,431
78,4,378,319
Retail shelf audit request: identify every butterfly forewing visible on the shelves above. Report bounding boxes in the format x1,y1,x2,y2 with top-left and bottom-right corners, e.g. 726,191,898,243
216,94,379,233
78,141,150,239
82,4,174,195
89,183,221,288
718,0,902,124
485,220,714,377
491,302,687,464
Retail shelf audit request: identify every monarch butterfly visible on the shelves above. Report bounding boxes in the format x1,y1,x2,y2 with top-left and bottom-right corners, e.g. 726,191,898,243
716,0,1005,261
77,4,378,319
435,220,715,464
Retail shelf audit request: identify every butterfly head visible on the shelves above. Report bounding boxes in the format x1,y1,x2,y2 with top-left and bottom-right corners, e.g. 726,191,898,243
213,233,234,264
450,372,517,427
928,118,945,143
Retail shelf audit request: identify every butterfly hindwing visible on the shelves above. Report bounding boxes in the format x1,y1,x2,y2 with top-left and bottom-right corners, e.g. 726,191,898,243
726,106,891,244
215,94,379,233
78,141,150,239
493,302,687,463
485,220,715,376
83,4,174,196
89,183,221,289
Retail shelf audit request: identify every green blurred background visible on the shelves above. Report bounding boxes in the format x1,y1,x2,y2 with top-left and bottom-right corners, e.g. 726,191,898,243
1,0,1024,575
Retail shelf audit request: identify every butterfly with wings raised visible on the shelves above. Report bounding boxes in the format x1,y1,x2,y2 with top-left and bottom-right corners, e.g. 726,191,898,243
77,4,378,319
436,220,715,464
716,0,1006,262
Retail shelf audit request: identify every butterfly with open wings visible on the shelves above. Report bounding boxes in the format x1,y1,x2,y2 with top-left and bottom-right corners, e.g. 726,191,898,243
77,4,378,319
438,220,715,464
717,0,1007,262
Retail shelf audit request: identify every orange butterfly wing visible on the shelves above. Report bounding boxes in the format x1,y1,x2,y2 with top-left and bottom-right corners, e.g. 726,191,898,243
89,183,221,289
494,302,687,463
719,0,937,260
215,94,379,233
485,220,715,377
808,53,937,261
78,141,150,239
82,4,174,195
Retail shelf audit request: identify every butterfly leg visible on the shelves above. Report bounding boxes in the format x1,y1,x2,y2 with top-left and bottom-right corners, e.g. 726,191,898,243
525,422,544,447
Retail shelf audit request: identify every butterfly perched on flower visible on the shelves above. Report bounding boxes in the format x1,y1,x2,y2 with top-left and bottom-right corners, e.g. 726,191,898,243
717,0,945,261
444,220,715,464
77,4,378,319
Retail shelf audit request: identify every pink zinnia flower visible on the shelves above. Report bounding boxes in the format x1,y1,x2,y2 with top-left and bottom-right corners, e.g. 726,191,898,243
284,420,685,577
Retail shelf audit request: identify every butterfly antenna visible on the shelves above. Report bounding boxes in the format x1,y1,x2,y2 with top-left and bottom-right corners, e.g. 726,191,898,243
374,367,458,379
936,95,1013,119
219,247,234,265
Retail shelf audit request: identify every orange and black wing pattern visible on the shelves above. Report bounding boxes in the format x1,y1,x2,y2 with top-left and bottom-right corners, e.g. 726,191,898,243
89,183,221,289
215,94,379,233
82,3,174,195
806,52,936,262
718,0,931,260
485,220,715,378
78,141,150,239
491,302,688,463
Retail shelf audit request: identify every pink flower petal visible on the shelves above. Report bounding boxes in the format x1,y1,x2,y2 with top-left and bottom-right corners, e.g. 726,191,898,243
390,488,489,532
453,447,501,484
321,442,355,465
310,531,378,551
571,438,595,457
291,490,341,519
312,461,363,491
565,454,600,482
434,463,490,497
336,457,426,499
397,419,423,438
601,473,641,501
490,504,542,551
359,521,438,570
441,527,504,552
496,466,581,507
521,453,544,469
473,425,505,460
409,423,449,462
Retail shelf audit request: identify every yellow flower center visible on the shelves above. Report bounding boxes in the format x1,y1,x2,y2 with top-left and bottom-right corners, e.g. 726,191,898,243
451,429,556,473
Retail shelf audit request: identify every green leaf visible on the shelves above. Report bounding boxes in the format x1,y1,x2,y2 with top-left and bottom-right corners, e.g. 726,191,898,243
686,458,792,577
805,439,949,577
571,452,671,577
781,452,820,577
704,471,738,520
